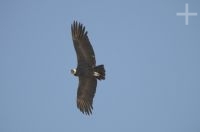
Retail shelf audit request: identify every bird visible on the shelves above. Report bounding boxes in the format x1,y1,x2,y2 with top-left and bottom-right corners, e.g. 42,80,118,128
71,21,106,115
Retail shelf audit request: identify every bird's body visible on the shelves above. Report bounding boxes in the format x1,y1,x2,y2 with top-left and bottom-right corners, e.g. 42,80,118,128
71,21,105,115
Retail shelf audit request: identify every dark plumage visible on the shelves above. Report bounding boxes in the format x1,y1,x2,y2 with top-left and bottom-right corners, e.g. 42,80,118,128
71,21,105,115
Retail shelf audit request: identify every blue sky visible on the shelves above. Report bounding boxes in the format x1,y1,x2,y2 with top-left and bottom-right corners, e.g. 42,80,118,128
0,0,200,132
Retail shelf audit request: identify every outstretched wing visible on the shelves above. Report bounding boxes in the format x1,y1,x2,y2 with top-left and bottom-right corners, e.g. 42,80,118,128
71,21,96,66
77,76,97,115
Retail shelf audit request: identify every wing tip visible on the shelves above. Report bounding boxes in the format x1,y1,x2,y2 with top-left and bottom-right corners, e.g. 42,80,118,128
71,20,88,40
77,98,93,116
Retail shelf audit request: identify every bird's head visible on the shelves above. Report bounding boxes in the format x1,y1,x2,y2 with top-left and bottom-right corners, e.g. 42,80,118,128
71,68,77,76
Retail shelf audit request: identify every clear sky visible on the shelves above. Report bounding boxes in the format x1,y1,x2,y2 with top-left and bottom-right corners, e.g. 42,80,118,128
0,0,200,132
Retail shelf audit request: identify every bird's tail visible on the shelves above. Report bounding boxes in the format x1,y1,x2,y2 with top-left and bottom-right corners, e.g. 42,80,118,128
94,65,105,80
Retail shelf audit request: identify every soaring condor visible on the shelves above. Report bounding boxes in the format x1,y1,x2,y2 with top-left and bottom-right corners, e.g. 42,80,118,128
71,21,106,115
